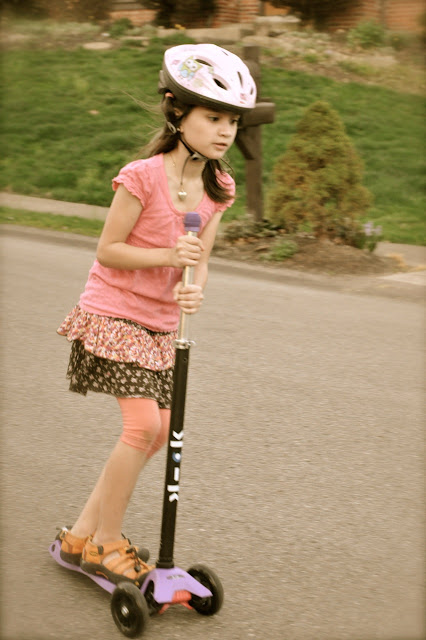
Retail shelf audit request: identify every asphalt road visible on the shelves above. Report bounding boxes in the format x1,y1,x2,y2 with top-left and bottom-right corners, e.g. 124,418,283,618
1,229,424,640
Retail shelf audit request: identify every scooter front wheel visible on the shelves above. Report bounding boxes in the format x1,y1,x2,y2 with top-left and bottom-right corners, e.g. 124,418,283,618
187,564,224,616
111,582,149,638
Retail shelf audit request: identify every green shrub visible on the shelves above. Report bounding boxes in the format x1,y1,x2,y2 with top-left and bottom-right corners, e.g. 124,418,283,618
303,53,319,64
108,18,133,38
223,216,279,242
266,101,372,245
347,20,387,49
262,238,299,261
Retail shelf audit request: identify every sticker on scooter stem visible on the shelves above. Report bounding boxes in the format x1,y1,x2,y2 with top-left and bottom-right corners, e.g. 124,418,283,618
170,430,184,446
168,430,184,502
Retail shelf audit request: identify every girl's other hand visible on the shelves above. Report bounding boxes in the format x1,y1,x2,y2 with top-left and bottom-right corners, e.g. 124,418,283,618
173,283,204,314
171,235,204,268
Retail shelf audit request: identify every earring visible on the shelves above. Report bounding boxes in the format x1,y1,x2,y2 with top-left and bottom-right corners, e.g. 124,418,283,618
166,122,177,134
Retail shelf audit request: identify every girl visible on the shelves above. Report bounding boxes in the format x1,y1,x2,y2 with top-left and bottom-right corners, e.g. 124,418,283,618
56,43,256,586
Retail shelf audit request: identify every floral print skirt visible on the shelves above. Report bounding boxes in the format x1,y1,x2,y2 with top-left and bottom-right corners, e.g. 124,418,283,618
57,306,177,409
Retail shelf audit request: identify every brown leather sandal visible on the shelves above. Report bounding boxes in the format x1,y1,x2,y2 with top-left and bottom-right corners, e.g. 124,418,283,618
81,536,153,587
56,527,150,567
56,527,89,566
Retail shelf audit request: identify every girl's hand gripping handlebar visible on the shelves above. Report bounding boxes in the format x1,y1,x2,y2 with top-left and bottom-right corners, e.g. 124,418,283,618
175,212,202,348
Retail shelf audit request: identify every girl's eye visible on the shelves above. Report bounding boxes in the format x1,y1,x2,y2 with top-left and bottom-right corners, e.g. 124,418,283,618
207,114,239,125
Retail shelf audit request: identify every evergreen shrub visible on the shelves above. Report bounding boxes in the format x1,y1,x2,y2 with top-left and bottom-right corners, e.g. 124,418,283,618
266,101,372,246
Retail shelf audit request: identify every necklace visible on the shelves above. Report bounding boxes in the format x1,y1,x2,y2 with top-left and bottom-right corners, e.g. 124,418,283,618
170,152,187,201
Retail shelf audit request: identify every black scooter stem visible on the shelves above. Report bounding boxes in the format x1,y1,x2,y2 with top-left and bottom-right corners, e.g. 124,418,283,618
157,212,201,569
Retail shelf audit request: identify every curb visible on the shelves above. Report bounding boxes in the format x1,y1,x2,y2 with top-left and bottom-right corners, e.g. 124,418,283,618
2,191,425,265
2,223,424,303
1,192,425,260
1,192,425,301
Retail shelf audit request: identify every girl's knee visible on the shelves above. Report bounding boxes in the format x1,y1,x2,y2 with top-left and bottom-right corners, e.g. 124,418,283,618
147,408,170,459
117,397,163,454
146,428,168,458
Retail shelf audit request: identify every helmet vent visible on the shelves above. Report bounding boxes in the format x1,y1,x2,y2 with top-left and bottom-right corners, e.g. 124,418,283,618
237,71,243,86
196,58,212,68
214,78,227,90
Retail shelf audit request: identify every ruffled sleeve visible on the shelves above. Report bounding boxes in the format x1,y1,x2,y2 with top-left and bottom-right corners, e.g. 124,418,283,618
215,171,236,212
112,159,152,208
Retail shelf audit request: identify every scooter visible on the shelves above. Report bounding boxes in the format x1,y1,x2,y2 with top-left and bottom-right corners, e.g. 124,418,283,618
49,211,224,637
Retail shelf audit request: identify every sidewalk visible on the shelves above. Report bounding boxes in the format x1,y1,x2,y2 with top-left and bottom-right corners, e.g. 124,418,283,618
0,192,109,221
1,192,425,290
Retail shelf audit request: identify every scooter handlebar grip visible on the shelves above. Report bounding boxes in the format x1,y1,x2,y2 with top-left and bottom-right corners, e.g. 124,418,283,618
184,212,201,234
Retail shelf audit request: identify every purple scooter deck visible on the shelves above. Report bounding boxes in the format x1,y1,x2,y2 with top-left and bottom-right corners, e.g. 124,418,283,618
49,539,116,593
49,539,212,604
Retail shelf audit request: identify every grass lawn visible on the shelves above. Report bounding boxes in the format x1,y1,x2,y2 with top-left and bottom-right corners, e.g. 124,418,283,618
2,37,425,244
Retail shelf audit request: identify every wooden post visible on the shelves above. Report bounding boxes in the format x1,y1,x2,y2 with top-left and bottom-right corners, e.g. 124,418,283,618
236,45,275,223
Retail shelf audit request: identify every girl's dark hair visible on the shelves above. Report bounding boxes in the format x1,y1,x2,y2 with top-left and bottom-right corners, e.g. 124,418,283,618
142,95,234,205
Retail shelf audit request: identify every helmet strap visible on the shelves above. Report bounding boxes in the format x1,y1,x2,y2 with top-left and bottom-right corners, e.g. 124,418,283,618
179,135,208,162
166,124,208,163
170,135,209,202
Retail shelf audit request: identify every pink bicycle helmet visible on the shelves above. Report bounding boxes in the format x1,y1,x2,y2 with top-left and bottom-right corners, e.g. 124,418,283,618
159,43,257,114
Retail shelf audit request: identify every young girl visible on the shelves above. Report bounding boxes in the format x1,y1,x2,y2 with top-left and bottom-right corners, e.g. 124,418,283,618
56,43,256,586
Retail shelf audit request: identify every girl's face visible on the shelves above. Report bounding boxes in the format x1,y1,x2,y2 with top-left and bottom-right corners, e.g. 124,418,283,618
179,106,240,159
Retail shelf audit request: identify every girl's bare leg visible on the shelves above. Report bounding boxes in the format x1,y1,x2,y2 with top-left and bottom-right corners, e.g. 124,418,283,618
70,399,169,544
71,442,148,542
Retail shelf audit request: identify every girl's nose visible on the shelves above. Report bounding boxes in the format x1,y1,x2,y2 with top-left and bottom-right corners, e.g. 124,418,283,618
220,123,234,137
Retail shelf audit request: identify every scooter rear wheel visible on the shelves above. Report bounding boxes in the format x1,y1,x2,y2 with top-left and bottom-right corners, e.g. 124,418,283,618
187,564,224,616
111,582,149,638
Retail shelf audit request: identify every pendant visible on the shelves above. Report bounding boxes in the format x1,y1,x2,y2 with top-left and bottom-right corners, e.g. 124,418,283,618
178,189,187,201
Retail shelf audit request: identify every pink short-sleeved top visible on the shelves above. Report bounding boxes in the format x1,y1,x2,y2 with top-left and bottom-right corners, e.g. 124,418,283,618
78,154,235,332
